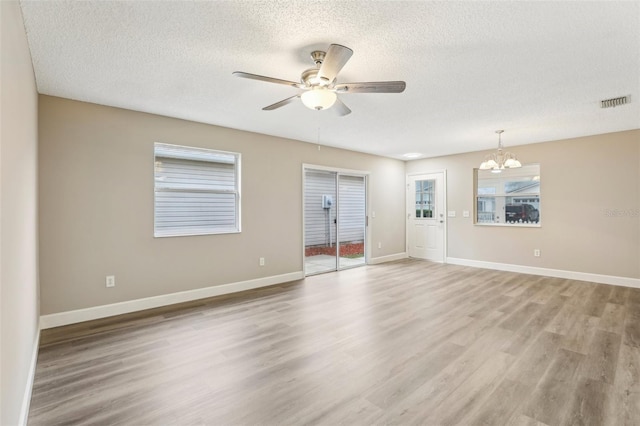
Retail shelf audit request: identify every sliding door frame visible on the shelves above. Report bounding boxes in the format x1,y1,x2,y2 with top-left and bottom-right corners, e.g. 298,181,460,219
302,164,371,275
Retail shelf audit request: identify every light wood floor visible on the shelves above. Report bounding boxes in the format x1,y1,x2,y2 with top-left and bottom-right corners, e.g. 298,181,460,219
29,260,640,425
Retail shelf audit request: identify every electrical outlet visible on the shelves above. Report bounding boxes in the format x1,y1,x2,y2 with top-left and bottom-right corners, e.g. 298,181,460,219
106,275,115,288
378,242,382,249
259,257,265,266
534,249,541,257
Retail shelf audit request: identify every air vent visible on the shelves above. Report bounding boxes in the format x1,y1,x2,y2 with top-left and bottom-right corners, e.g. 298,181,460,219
601,96,629,108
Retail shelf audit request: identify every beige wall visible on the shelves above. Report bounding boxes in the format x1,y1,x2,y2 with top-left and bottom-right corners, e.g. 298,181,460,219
0,1,40,424
37,94,640,321
407,130,640,279
38,96,406,315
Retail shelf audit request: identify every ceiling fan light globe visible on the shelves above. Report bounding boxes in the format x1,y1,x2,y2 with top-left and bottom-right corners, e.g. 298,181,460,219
301,88,337,111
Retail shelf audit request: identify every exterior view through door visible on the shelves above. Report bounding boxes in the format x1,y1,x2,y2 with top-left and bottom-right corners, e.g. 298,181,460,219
304,169,367,275
407,172,446,262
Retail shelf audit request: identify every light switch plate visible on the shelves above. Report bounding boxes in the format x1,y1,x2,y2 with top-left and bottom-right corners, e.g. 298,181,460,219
448,211,456,217
463,210,470,218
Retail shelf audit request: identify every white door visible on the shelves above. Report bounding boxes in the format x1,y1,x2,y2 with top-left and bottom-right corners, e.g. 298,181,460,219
407,172,446,262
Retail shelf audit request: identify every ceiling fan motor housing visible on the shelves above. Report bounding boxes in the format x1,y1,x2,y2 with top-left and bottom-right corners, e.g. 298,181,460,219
302,49,331,87
301,68,324,86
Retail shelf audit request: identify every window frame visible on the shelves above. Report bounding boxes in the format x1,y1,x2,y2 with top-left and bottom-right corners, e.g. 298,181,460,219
474,164,541,227
153,142,241,238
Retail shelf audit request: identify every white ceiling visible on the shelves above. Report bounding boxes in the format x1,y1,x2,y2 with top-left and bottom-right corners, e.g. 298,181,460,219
19,1,640,160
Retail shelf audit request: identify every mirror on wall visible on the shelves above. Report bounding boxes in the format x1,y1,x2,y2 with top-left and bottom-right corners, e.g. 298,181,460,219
475,164,541,226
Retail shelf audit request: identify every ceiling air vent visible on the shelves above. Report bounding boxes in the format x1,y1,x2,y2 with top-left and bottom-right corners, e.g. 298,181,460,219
601,96,629,108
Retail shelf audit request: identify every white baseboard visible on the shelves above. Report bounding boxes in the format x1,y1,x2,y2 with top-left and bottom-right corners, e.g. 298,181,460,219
19,327,40,426
40,271,304,329
446,257,640,289
370,252,408,265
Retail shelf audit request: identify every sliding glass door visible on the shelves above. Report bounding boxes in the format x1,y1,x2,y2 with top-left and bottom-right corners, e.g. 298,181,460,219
304,169,366,275
337,174,366,269
304,170,338,275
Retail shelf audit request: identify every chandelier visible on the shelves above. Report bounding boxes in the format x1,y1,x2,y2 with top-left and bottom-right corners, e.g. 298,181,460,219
479,130,522,173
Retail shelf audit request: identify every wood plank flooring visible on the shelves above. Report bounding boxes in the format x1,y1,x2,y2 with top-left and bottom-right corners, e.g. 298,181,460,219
28,260,640,425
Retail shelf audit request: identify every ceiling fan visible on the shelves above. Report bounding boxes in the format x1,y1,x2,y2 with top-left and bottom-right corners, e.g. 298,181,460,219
233,44,406,116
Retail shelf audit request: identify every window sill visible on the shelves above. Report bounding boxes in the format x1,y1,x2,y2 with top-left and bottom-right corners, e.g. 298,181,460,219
474,223,541,228
154,229,241,238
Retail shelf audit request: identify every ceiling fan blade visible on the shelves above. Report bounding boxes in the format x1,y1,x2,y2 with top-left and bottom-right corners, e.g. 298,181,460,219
334,81,406,93
233,71,302,88
262,95,300,111
317,44,353,84
333,98,351,116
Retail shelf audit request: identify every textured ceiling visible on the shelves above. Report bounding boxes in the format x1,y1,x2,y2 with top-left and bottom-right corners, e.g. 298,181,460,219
19,1,640,159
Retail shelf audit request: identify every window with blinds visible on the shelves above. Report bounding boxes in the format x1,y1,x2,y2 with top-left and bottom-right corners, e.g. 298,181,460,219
154,143,241,237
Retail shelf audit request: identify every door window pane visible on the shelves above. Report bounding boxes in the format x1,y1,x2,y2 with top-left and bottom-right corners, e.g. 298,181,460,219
338,175,366,270
416,179,435,218
415,192,422,218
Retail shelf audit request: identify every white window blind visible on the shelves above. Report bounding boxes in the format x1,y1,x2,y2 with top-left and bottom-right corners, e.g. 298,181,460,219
154,143,240,237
